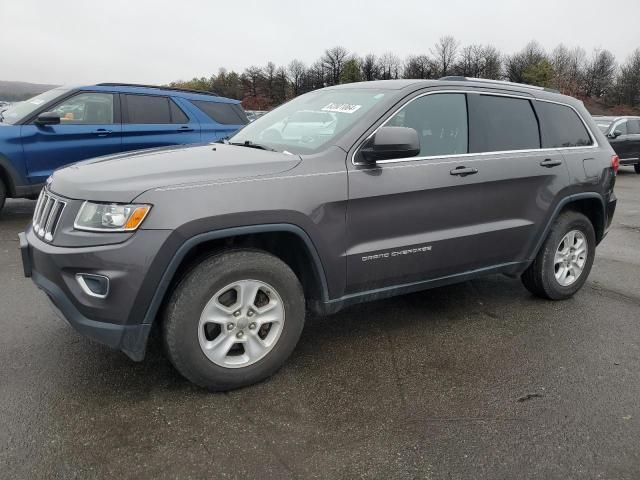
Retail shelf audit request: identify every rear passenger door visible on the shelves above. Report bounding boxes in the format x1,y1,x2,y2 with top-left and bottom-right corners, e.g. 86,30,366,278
345,90,569,294
626,119,640,160
120,94,201,152
607,119,632,159
534,100,600,184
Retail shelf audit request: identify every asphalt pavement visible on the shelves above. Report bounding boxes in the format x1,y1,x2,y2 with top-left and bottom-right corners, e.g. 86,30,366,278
1,169,639,479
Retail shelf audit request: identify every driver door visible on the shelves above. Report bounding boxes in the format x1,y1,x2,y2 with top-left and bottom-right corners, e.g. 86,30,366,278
20,91,122,184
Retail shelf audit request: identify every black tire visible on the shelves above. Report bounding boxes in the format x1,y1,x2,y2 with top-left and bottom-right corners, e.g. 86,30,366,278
0,179,6,214
521,210,596,300
634,163,640,174
162,250,305,391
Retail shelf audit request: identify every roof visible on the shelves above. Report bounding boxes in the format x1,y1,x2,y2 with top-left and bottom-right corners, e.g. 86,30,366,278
78,83,241,104
325,78,574,103
327,79,437,90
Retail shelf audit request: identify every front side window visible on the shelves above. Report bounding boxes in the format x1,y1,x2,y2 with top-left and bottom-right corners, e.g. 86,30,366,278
1,88,70,125
51,92,114,125
230,88,389,154
468,94,540,152
536,102,593,148
385,93,468,157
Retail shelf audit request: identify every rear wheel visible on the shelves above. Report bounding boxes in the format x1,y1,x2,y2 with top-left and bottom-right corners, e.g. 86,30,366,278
521,210,595,300
162,250,305,390
634,163,640,174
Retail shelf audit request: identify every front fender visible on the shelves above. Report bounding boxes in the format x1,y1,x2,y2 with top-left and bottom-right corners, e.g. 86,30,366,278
133,223,330,329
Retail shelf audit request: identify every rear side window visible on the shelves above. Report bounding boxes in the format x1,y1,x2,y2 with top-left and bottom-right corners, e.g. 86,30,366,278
386,93,468,157
124,94,189,124
536,101,593,148
468,94,540,152
625,119,640,134
192,100,248,125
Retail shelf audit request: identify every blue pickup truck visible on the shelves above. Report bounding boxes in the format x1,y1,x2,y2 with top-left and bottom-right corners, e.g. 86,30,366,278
0,83,248,212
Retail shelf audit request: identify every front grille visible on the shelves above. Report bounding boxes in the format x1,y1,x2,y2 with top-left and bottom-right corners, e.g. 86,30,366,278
32,189,67,242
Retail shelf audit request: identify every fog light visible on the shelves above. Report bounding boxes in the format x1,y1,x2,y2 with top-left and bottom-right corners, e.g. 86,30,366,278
76,273,110,298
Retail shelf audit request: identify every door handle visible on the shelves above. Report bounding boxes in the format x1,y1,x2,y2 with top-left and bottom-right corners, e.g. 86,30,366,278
540,158,562,168
92,129,112,137
177,126,194,132
450,166,478,176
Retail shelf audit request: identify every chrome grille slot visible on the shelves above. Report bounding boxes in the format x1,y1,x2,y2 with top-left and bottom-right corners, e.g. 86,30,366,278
32,189,66,242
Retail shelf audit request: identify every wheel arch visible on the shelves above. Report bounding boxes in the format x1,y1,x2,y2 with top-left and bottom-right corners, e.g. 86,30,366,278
531,193,606,261
142,224,331,327
0,155,18,197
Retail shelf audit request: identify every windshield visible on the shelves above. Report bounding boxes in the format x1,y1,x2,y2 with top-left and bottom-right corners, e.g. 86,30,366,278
596,120,612,133
229,88,389,154
0,88,68,125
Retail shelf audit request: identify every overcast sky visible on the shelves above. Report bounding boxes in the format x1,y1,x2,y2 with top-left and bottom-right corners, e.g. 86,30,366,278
1,0,639,86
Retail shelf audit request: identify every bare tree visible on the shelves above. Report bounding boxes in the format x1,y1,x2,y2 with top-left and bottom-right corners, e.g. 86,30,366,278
378,52,402,79
322,46,350,85
306,60,326,90
287,59,306,96
615,48,640,107
242,66,264,97
505,41,548,83
481,45,502,79
584,48,616,97
455,44,484,77
403,54,435,79
431,36,459,77
361,54,379,81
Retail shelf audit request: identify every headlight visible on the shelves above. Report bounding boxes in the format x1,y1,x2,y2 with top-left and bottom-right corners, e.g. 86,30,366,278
74,202,151,232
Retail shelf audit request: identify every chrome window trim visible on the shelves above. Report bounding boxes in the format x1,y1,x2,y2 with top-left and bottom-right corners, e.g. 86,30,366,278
351,89,598,166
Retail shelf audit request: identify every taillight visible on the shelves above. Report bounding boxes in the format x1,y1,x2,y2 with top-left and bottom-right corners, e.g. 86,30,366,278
611,155,620,174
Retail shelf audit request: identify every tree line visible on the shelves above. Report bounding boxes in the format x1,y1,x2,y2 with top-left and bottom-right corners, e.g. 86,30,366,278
169,36,640,113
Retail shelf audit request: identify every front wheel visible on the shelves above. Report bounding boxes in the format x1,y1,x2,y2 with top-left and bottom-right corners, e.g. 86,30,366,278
521,210,596,300
162,250,305,391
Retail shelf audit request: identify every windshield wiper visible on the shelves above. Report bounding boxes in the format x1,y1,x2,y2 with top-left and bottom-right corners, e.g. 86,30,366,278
229,140,278,152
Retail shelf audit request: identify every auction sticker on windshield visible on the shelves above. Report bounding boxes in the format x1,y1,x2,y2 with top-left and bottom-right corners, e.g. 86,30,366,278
322,103,362,114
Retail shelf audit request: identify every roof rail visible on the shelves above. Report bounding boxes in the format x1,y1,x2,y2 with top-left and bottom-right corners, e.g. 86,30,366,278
438,76,560,94
96,83,219,97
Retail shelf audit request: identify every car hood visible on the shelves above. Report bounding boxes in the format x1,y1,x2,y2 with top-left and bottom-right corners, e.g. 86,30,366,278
48,143,302,202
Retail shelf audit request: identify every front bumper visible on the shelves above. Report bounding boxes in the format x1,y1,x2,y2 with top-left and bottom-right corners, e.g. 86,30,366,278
19,227,172,361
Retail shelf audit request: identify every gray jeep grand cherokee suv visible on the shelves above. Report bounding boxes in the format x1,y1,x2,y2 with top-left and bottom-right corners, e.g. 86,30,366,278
20,78,618,390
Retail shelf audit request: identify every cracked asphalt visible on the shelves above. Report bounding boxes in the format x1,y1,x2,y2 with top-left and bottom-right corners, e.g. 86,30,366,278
1,169,639,479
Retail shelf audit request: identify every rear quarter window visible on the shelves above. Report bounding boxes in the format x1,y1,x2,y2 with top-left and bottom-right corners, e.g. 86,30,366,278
535,101,593,148
468,94,540,153
192,100,248,125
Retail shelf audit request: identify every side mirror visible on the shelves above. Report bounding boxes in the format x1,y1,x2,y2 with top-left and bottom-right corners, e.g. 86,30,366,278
360,126,420,164
609,130,623,139
34,112,61,126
